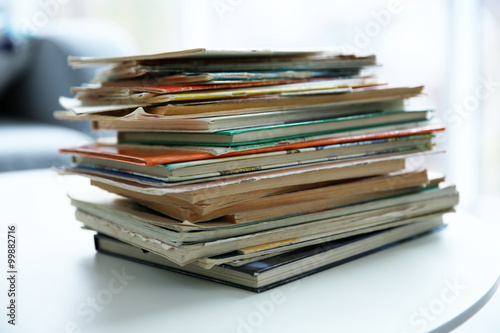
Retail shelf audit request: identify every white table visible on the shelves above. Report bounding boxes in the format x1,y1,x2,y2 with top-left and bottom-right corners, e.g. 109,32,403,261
0,169,499,333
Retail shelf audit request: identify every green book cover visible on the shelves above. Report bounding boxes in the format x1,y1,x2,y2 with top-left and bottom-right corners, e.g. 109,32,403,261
215,110,432,135
118,109,433,147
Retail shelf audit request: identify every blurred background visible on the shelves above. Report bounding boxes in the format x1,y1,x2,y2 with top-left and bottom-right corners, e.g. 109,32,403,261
0,0,498,218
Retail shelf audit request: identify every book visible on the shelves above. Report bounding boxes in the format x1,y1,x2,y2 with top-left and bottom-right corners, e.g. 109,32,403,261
72,134,433,180
55,100,408,132
73,182,458,267
96,70,363,86
143,86,424,117
59,122,445,165
70,180,455,246
116,110,432,146
58,85,424,116
75,77,384,106
88,169,437,222
60,153,410,194
79,197,455,265
71,78,325,97
68,48,376,68
93,215,446,292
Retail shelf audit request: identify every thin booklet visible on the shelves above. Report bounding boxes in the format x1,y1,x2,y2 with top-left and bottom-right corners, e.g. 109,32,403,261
116,110,432,146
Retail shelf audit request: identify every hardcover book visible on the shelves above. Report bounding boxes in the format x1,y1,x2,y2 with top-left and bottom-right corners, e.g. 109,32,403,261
94,216,446,292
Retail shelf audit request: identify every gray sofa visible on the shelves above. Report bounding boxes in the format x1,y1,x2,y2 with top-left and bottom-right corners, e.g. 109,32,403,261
0,23,136,171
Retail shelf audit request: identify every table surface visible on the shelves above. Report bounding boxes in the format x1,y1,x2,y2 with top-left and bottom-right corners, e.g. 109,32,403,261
0,169,499,333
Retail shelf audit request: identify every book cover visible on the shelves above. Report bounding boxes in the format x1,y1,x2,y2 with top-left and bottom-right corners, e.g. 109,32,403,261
55,98,408,133
68,48,375,67
69,180,454,246
144,85,424,117
117,110,431,146
93,217,446,292
73,134,433,181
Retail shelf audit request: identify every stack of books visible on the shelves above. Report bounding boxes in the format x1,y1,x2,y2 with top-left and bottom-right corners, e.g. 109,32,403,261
56,48,458,292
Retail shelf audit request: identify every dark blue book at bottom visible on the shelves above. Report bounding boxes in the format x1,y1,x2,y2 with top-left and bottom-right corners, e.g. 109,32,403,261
94,216,446,293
